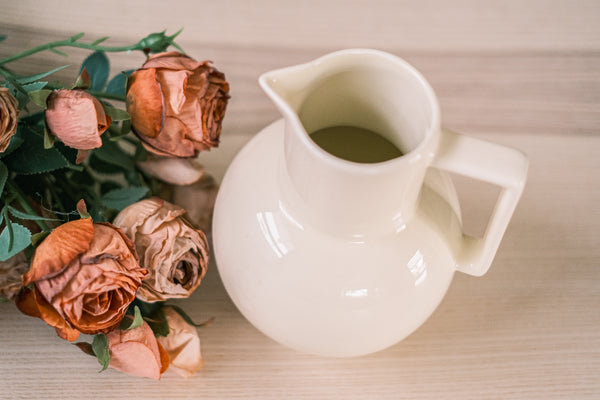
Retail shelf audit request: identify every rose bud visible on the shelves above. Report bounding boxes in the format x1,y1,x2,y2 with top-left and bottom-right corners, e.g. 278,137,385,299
0,87,19,152
45,89,111,153
126,52,230,157
16,219,146,341
0,252,28,301
157,307,203,378
137,155,205,186
113,198,209,303
107,321,169,380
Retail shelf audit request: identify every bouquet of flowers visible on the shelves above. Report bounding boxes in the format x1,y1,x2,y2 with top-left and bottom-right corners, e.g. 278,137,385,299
0,30,230,379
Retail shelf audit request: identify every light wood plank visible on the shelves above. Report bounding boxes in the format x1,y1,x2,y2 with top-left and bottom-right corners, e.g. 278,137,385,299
1,0,599,52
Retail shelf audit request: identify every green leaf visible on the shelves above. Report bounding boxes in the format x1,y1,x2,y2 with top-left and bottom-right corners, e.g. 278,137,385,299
49,48,68,57
91,36,109,46
22,81,48,93
5,78,30,108
3,126,71,174
91,333,110,372
145,307,170,337
167,304,215,327
92,138,135,171
80,51,109,91
28,89,52,109
69,32,85,42
0,136,24,158
120,305,143,330
0,296,9,303
0,161,7,196
105,70,132,97
16,65,70,84
102,103,129,121
0,222,31,261
7,206,59,222
101,186,148,211
89,154,126,175
0,35,7,43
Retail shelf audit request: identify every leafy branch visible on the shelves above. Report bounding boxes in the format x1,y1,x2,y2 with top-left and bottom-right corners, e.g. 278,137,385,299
0,30,184,67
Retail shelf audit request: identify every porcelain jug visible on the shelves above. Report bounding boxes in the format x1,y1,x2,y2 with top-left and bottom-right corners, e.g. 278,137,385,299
213,49,528,357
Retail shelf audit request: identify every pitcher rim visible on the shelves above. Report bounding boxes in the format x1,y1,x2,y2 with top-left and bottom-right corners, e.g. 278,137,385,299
259,48,442,173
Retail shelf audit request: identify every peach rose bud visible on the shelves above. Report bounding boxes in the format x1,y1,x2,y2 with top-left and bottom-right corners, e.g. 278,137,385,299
45,89,111,151
157,307,203,378
0,87,19,152
113,198,209,303
126,52,230,158
107,321,169,380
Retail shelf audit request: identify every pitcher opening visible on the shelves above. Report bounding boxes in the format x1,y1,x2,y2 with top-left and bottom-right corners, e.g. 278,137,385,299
294,52,438,164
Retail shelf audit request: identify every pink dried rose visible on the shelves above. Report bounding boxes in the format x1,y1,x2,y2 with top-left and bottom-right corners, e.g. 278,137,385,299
16,219,146,341
113,198,209,302
0,87,19,152
170,174,219,233
157,307,203,378
137,155,205,186
45,89,111,158
107,321,169,380
0,252,28,300
126,51,230,157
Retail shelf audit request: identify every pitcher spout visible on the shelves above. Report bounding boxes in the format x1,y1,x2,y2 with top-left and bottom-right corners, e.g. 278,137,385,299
258,50,442,236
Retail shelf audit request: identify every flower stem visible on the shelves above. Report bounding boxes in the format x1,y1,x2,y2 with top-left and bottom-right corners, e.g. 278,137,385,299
5,180,51,232
0,35,143,66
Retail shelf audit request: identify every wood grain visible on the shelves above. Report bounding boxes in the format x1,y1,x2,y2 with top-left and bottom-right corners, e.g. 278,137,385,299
0,1,599,398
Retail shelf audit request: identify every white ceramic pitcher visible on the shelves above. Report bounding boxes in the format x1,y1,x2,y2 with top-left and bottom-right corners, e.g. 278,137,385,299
213,49,528,357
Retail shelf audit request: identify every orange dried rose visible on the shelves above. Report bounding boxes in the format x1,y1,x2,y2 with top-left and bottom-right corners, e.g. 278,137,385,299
16,219,146,341
113,198,209,302
126,51,230,157
45,89,111,152
107,321,169,380
0,87,19,152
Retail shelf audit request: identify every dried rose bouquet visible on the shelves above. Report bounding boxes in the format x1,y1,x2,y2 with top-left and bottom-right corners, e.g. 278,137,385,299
0,30,229,379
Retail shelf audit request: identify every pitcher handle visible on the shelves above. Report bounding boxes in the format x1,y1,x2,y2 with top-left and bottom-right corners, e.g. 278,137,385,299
431,129,528,276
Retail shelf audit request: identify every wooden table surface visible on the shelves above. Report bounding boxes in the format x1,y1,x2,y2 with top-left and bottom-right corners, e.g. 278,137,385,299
1,1,599,399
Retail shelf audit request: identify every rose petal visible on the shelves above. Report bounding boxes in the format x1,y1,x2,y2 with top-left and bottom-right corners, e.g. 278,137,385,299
15,286,80,341
127,68,164,139
157,307,203,378
137,156,205,186
0,87,19,152
142,52,203,71
107,322,163,380
23,218,94,285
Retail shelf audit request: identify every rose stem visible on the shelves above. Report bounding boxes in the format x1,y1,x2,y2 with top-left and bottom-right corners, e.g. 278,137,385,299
0,33,144,67
5,180,51,232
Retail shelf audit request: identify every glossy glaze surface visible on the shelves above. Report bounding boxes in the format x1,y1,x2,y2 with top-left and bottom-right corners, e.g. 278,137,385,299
214,120,462,356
